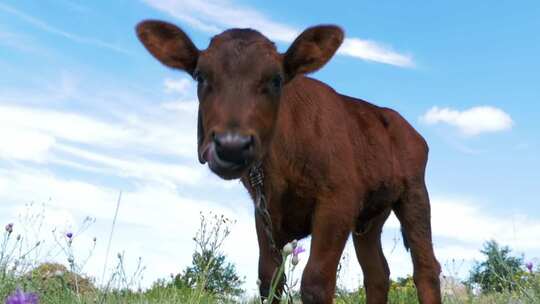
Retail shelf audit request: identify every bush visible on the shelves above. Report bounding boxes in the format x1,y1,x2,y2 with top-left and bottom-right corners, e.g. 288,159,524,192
28,262,95,294
170,213,244,299
174,249,243,297
467,240,525,293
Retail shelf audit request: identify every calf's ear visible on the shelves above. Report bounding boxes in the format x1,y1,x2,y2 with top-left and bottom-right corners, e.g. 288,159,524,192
283,25,344,80
136,20,199,74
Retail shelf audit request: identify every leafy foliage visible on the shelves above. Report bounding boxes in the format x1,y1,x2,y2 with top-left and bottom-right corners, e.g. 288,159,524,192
170,213,244,300
174,249,244,297
468,240,525,292
29,262,95,294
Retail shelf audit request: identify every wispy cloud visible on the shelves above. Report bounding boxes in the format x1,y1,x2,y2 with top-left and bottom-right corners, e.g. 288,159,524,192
164,78,193,94
420,106,513,136
384,195,540,250
339,38,414,67
430,196,540,250
142,0,297,42
0,29,45,54
142,0,414,67
0,3,130,55
0,102,203,184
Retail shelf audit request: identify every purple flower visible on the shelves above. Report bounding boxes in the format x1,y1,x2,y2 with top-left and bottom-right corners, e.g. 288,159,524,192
526,262,533,273
291,246,305,266
5,223,13,234
293,246,305,257
66,232,73,239
5,288,39,304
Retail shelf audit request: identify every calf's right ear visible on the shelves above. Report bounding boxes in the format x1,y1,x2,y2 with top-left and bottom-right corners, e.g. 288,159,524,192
136,20,199,74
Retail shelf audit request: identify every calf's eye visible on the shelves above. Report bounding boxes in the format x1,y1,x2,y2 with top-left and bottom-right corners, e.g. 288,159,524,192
269,74,283,91
194,71,205,84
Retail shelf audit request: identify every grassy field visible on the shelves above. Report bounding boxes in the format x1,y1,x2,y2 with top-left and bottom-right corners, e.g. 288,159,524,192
1,271,540,304
1,206,539,303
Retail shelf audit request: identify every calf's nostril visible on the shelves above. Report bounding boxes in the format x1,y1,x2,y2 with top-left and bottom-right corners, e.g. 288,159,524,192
238,135,253,150
213,132,254,164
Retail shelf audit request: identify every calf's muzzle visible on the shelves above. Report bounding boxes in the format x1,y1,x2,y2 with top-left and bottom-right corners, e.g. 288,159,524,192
213,132,254,165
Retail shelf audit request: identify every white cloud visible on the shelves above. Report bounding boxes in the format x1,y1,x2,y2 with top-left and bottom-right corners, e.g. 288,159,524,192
339,38,414,67
0,74,210,187
142,0,414,67
428,196,540,250
0,126,56,162
0,96,198,156
421,106,513,136
0,102,227,189
164,78,193,94
0,3,130,55
0,105,134,148
142,0,297,42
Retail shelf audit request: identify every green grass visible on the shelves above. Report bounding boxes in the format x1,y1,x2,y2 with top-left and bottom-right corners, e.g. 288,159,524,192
2,271,540,304
1,203,539,303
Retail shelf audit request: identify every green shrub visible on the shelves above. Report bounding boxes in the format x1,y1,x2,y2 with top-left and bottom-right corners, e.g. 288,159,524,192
173,249,243,297
468,240,525,293
28,262,95,295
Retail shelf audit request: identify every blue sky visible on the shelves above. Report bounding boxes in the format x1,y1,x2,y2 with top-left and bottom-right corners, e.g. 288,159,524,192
1,0,539,293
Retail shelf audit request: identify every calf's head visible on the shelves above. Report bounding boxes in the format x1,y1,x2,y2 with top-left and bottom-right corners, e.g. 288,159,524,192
136,20,343,179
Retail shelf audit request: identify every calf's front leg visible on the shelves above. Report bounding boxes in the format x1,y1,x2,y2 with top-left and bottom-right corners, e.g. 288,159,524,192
301,202,351,304
255,212,283,303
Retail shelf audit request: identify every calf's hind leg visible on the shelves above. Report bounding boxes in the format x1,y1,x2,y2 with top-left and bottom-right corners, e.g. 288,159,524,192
394,181,441,304
352,209,391,304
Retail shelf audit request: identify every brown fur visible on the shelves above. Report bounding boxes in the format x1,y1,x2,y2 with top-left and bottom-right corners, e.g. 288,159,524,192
137,20,442,304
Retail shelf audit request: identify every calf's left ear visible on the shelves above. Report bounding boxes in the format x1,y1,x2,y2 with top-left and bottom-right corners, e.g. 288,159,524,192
283,25,344,80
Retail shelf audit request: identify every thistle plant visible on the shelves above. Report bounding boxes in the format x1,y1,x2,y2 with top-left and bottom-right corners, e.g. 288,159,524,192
4,288,39,304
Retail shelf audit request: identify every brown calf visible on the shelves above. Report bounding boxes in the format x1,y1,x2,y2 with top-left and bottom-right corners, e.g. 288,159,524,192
136,20,441,304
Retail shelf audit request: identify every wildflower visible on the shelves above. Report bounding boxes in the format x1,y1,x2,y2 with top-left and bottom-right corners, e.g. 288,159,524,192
5,288,39,304
66,232,73,239
526,262,533,273
291,246,305,266
293,246,305,257
5,223,13,234
282,243,294,256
